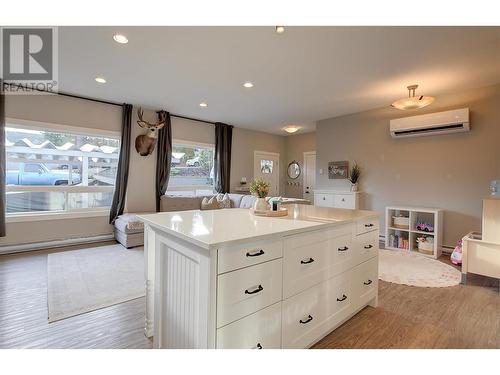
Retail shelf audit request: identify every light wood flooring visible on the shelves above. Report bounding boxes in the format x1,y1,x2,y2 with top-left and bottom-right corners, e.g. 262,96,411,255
0,244,498,349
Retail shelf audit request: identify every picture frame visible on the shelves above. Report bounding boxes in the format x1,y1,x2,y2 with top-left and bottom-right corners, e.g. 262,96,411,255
328,161,349,179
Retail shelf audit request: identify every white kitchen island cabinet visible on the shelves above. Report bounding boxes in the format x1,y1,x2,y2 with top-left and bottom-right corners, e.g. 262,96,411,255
139,205,380,349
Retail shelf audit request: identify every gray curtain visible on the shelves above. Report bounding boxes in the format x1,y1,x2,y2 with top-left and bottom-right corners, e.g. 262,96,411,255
109,103,132,224
214,122,233,194
155,110,172,212
0,79,5,236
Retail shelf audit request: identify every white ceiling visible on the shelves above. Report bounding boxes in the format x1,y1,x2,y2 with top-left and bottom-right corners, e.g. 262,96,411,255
58,26,500,135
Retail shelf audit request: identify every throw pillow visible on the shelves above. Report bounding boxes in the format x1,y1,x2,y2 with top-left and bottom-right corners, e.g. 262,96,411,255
217,193,231,209
201,196,221,210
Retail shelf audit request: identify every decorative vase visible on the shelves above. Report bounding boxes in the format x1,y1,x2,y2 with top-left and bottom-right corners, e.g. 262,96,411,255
253,197,270,211
351,183,359,192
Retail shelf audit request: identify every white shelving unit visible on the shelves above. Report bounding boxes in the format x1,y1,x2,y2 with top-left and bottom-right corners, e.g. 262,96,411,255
385,206,444,259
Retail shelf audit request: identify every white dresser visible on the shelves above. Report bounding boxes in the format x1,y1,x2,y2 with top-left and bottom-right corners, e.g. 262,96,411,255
314,190,360,209
140,205,380,349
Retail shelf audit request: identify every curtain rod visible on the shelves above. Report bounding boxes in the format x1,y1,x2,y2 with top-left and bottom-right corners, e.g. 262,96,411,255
2,81,217,126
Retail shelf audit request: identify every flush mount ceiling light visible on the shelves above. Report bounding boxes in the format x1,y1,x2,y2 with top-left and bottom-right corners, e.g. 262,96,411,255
199,102,208,107
283,125,300,134
275,26,285,34
391,84,435,110
113,34,128,44
243,81,254,88
95,77,106,84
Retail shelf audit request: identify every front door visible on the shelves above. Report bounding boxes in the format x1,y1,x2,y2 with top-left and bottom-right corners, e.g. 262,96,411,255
303,152,316,199
254,151,280,196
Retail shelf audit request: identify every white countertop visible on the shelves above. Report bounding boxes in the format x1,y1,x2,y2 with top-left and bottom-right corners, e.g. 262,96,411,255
138,205,380,250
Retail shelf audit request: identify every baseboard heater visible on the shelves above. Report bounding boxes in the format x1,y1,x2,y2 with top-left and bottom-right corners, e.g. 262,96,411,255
0,234,115,255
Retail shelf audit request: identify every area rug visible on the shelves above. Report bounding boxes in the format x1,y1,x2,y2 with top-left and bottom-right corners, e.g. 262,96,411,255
378,249,461,287
47,244,144,322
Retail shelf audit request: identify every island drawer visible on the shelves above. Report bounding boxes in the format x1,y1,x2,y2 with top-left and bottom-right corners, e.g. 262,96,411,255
352,257,378,310
354,230,379,264
282,271,353,349
216,302,282,349
217,258,282,328
356,217,379,235
217,239,283,274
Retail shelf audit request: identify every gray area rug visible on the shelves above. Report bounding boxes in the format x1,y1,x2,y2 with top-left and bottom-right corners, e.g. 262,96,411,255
47,244,144,322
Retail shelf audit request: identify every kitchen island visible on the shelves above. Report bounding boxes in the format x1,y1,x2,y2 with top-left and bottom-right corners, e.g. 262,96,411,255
139,205,380,349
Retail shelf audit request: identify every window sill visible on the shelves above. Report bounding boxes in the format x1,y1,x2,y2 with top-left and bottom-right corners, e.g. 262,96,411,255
6,210,110,223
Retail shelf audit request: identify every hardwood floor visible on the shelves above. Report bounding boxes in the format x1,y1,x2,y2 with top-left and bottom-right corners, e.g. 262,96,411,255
0,243,152,349
0,245,498,349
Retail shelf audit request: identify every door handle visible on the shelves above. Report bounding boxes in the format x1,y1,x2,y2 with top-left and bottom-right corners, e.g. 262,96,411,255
245,285,264,295
246,249,265,257
364,279,373,285
337,294,347,302
300,257,314,264
299,315,313,324
364,244,373,249
365,223,374,228
255,343,263,349
338,246,349,252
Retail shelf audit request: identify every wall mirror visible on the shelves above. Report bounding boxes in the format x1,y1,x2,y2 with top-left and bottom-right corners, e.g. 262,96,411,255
287,161,301,179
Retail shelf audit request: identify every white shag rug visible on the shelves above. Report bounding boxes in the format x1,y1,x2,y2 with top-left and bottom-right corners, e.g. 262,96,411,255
379,249,461,287
48,244,144,322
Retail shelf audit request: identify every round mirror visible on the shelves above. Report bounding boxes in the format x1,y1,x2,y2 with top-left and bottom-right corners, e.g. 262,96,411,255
287,161,301,179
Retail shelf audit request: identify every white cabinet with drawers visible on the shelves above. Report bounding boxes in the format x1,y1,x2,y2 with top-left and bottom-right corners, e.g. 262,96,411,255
140,207,380,349
314,190,360,209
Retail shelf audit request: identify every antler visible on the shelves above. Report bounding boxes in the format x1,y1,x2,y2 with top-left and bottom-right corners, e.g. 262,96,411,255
137,107,166,129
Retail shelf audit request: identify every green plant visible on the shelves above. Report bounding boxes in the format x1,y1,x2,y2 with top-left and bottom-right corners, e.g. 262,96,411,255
249,177,270,198
348,162,361,184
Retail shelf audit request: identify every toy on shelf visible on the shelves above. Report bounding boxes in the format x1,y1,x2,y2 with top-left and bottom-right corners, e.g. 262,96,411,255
416,222,434,232
416,235,434,255
450,240,463,265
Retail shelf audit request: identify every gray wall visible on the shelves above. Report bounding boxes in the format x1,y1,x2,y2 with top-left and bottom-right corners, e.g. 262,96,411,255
316,84,500,247
284,132,316,198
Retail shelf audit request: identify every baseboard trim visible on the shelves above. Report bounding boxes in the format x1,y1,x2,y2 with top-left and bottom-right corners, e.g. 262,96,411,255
0,234,115,255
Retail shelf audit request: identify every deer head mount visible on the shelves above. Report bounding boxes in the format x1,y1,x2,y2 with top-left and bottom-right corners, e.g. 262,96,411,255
134,107,166,156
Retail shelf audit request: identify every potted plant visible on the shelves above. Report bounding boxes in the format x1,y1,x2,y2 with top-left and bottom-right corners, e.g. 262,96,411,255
348,162,361,192
250,177,270,211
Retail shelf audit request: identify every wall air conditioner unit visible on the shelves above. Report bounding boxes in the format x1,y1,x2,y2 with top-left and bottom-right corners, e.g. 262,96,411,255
390,108,470,138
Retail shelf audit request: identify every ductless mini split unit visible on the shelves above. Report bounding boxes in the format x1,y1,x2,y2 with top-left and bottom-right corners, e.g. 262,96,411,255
390,108,470,138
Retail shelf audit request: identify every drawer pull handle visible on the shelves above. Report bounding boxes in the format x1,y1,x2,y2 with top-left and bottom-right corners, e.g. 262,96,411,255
364,279,373,285
245,285,264,295
364,244,373,249
299,315,313,324
338,246,349,252
364,223,374,228
255,343,263,349
337,294,347,302
246,249,265,257
300,257,315,264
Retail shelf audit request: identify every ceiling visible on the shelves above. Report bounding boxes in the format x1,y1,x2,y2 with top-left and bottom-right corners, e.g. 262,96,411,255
58,26,500,135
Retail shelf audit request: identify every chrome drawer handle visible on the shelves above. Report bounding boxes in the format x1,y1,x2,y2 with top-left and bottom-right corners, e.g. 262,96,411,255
300,257,314,264
338,246,349,252
364,279,373,285
246,249,265,257
255,343,263,349
245,285,263,295
337,294,347,302
365,223,374,228
299,315,313,324
364,244,373,249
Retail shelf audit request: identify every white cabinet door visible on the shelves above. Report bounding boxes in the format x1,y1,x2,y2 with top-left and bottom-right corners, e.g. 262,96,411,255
218,239,283,274
354,230,379,264
314,193,333,207
216,302,282,349
217,259,282,328
334,194,356,209
352,257,378,310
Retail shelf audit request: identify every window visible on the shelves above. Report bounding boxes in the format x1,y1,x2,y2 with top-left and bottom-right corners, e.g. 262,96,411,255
167,142,215,196
5,123,120,216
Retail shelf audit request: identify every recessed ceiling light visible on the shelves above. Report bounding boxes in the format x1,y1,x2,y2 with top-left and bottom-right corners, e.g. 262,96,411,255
243,81,254,88
283,125,300,134
199,102,208,107
391,84,435,110
95,77,106,84
276,26,285,34
113,34,128,44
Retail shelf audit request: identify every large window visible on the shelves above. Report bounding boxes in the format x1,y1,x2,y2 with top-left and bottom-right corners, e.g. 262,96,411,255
167,141,215,196
5,123,119,216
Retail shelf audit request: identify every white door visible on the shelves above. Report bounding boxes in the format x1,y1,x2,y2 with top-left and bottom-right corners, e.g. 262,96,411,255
303,152,316,199
254,151,280,196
